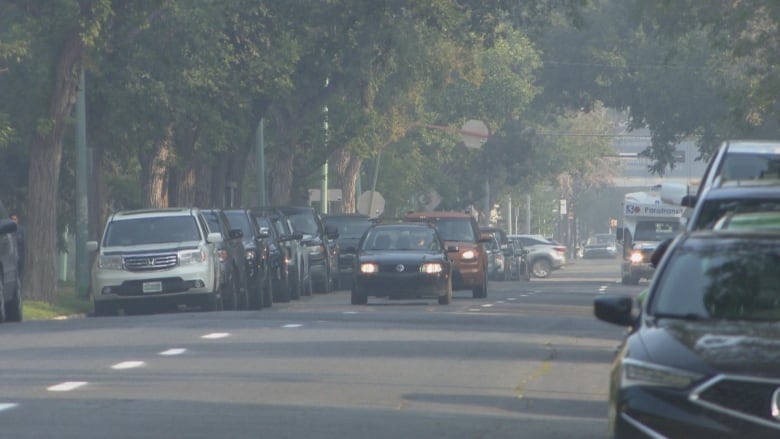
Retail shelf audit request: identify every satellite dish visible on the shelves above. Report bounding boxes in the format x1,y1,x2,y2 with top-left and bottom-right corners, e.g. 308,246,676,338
461,120,489,149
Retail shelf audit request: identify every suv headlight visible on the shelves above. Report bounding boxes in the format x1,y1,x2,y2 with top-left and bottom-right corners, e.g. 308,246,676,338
622,359,703,389
462,250,477,261
179,249,206,265
98,255,123,270
630,251,644,264
360,262,378,274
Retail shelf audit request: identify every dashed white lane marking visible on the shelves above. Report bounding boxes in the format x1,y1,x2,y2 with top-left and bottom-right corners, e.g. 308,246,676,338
201,333,231,339
481,304,494,308
111,361,145,370
159,348,187,356
599,285,608,295
496,301,505,304
0,403,18,412
47,382,87,392
467,308,481,312
283,324,303,328
519,294,529,297
342,311,359,315
507,298,517,301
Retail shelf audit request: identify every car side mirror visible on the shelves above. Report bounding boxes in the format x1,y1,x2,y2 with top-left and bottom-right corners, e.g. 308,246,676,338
681,194,697,208
229,228,243,239
594,296,636,327
257,228,269,239
325,224,339,239
478,233,492,243
87,241,98,252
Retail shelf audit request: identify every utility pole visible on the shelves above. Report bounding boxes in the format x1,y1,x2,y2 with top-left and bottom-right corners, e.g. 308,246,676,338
256,118,267,207
75,70,89,297
321,102,329,214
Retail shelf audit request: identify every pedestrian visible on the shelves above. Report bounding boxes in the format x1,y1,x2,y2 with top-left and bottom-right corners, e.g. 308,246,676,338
10,212,24,276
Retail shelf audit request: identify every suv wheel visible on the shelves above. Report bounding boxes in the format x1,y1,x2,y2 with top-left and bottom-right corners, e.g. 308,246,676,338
204,290,224,312
5,280,22,322
272,267,291,303
263,271,273,308
0,279,6,322
315,270,331,294
351,286,367,305
531,258,552,278
224,275,239,310
472,274,487,299
248,275,263,310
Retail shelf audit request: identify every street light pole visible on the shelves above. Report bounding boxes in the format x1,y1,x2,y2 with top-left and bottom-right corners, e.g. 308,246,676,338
256,118,267,207
75,69,89,298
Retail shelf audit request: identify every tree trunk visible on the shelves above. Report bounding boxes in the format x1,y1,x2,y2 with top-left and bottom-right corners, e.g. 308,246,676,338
24,33,83,301
140,124,174,208
332,147,362,214
269,145,295,206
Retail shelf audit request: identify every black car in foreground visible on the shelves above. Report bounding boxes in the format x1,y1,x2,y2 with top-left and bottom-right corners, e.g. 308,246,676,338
595,230,780,438
352,222,456,305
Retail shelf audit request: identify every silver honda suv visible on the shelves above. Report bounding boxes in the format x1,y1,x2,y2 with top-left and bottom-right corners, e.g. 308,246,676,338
87,208,224,316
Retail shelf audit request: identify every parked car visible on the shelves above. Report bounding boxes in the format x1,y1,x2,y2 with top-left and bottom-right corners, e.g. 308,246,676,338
662,140,780,209
480,226,511,281
277,206,339,294
582,233,619,259
251,208,298,302
595,229,780,437
87,208,224,315
0,200,22,322
508,234,566,278
405,211,490,298
224,209,272,309
507,239,531,281
202,209,249,310
323,213,372,290
351,222,455,305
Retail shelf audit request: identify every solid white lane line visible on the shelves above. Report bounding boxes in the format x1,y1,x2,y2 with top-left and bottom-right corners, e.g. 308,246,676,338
201,333,231,339
283,324,303,328
0,403,18,412
111,361,145,370
159,348,187,356
47,382,88,392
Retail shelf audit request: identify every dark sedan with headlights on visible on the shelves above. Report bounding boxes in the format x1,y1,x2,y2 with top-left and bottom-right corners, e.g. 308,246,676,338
351,223,456,305
595,229,780,438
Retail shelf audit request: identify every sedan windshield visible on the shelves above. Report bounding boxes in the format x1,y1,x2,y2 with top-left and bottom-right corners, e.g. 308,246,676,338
362,227,441,251
651,237,780,321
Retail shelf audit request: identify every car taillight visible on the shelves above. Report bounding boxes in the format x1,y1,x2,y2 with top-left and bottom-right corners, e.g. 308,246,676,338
553,246,566,254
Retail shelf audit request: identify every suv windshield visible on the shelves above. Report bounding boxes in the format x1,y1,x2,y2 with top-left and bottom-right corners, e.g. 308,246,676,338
634,221,681,241
652,237,780,321
104,216,201,246
695,198,780,230
431,218,476,242
225,211,253,238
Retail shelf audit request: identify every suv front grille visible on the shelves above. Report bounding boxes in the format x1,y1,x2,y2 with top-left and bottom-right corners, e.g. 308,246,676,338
692,375,780,430
124,253,178,271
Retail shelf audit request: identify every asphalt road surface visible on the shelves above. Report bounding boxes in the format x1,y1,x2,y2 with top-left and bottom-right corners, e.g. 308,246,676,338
0,257,644,438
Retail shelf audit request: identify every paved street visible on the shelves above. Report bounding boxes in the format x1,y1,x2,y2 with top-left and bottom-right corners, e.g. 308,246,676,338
0,258,642,438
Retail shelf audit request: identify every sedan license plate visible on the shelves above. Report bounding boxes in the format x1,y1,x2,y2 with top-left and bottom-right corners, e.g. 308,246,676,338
142,281,163,293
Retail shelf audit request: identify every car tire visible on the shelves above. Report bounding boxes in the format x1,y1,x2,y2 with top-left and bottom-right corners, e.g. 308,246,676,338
531,258,552,278
273,267,291,303
351,286,367,305
238,276,250,310
248,275,263,310
289,267,301,300
263,271,273,308
223,275,239,310
315,270,331,294
472,274,487,299
204,292,224,312
438,278,452,305
5,279,22,323
93,300,117,317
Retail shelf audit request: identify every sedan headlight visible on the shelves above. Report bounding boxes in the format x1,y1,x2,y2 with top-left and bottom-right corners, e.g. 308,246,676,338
630,251,644,264
622,359,703,389
98,254,123,270
462,250,477,261
360,262,378,274
245,249,257,262
179,249,206,265
420,262,443,274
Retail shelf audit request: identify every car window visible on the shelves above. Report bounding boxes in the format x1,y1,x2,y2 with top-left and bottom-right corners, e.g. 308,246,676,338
719,153,780,182
634,221,681,241
225,211,253,238
104,216,201,246
695,198,780,230
327,217,371,238
288,212,320,235
651,238,780,321
433,218,476,242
